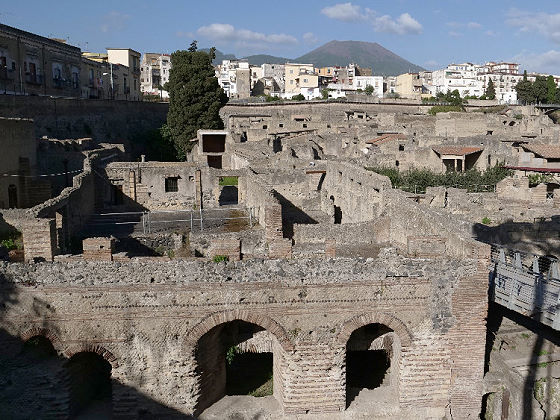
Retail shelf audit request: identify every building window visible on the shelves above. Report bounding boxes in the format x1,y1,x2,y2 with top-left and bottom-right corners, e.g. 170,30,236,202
165,177,179,192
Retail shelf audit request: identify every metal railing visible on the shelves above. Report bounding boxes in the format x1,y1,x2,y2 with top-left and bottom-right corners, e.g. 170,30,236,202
489,244,560,330
86,207,255,236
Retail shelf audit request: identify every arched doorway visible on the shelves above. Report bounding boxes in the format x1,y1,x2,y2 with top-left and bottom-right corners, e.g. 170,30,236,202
345,323,400,409
67,352,112,417
195,320,278,415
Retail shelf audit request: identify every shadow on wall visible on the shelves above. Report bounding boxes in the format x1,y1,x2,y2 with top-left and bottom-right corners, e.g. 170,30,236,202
473,218,560,257
272,190,317,239
0,272,192,419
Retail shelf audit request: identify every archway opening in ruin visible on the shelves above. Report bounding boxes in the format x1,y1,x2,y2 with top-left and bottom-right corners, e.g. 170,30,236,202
67,352,112,417
22,335,57,360
345,323,399,409
196,320,278,415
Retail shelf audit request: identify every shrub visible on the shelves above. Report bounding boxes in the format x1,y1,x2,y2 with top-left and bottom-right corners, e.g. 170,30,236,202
292,94,305,101
213,255,229,263
482,217,491,225
0,238,17,251
428,105,464,115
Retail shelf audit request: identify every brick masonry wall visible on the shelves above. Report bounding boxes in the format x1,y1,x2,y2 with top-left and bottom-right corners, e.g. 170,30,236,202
0,254,484,418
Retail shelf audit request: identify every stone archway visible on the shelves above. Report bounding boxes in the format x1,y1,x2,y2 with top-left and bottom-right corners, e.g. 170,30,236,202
186,309,294,352
337,313,412,411
188,310,293,416
20,327,62,353
63,344,117,417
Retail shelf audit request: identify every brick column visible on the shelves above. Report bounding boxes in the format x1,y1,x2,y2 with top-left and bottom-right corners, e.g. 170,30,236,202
22,218,57,262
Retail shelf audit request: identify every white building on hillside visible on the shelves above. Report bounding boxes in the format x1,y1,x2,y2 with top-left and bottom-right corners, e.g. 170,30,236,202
140,53,171,98
432,63,485,97
353,75,383,97
216,60,251,98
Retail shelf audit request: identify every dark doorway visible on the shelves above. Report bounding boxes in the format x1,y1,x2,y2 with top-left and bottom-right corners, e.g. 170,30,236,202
207,155,222,169
195,320,274,415
202,134,226,153
67,352,112,417
23,336,57,360
8,184,17,208
345,323,393,407
111,185,124,205
219,186,239,205
334,206,343,224
226,352,273,396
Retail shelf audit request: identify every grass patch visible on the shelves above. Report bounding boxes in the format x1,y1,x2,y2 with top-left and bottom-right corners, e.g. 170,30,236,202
219,176,238,186
249,374,273,397
428,105,464,115
213,255,229,263
482,217,491,225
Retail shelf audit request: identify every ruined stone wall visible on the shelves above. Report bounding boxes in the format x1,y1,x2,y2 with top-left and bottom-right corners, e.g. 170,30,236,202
0,252,487,418
321,162,391,224
0,96,168,157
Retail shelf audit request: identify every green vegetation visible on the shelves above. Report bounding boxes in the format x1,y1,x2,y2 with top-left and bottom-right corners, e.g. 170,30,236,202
165,40,228,160
0,230,22,251
366,164,513,193
516,70,560,104
265,94,281,102
485,79,496,100
482,217,491,225
248,373,273,397
321,89,329,100
219,176,238,186
423,89,463,106
141,128,177,162
365,85,375,96
528,173,554,187
213,255,229,263
226,345,239,365
428,105,464,115
292,93,305,101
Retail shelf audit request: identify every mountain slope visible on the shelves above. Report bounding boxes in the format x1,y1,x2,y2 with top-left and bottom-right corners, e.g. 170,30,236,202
295,40,423,76
243,54,290,66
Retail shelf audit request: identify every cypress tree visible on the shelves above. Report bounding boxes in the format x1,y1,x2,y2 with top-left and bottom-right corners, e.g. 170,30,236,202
164,42,227,160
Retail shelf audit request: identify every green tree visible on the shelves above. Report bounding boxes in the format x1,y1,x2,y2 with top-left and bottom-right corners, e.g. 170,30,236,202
533,75,548,103
321,89,329,100
365,85,374,96
485,79,496,100
165,43,228,159
516,70,534,104
546,75,556,103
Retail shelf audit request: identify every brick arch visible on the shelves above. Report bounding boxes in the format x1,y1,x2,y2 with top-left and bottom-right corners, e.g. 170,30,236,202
186,309,294,352
63,343,119,368
21,327,62,351
336,312,413,347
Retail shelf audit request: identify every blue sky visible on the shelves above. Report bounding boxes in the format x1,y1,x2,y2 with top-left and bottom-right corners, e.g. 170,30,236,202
3,1,560,74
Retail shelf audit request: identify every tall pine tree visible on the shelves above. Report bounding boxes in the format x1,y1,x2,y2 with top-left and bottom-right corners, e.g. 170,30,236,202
164,43,227,160
485,79,496,100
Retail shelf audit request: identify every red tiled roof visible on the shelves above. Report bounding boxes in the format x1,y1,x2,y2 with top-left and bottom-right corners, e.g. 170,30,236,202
432,146,484,156
366,133,407,144
522,144,560,159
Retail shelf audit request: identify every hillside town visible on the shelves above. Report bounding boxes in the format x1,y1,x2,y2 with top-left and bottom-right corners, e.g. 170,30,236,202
2,10,560,420
1,23,558,104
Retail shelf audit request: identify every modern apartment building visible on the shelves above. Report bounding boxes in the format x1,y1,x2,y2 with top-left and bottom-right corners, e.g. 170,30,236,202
284,63,318,96
140,53,171,99
216,60,251,99
0,23,81,97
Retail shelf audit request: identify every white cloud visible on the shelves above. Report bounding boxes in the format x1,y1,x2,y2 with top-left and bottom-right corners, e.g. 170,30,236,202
321,3,422,35
176,30,194,39
100,11,130,33
513,50,560,74
448,31,462,38
485,30,497,37
303,32,319,45
507,9,560,44
424,60,439,68
196,23,297,46
321,3,363,22
446,21,482,30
